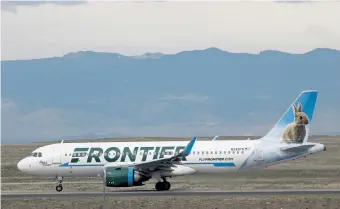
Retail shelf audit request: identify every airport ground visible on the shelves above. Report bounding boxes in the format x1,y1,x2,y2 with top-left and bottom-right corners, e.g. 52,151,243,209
1,136,340,209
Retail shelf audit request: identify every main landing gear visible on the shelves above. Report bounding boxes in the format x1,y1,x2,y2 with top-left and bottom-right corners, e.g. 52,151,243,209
55,176,63,192
155,177,171,191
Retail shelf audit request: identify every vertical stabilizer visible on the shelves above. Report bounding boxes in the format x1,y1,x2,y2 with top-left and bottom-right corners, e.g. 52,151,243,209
261,90,318,144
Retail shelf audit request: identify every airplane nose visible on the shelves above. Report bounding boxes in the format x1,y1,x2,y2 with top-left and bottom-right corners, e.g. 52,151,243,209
17,158,29,172
17,159,24,171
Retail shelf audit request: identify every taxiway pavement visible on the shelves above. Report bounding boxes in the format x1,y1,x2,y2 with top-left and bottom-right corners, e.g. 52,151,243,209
2,189,340,199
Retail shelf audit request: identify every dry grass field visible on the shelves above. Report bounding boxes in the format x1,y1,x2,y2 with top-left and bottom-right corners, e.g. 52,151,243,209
1,135,340,209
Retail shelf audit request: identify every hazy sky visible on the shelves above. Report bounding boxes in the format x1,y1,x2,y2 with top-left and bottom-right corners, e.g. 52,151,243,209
2,0,339,60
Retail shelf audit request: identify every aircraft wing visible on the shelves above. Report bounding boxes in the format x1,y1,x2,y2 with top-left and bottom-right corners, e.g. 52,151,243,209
128,136,197,173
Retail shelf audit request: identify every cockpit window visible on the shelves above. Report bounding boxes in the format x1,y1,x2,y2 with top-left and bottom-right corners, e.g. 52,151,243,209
32,152,42,157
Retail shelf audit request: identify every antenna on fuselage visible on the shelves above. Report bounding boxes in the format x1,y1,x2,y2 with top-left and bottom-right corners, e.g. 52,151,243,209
61,139,64,144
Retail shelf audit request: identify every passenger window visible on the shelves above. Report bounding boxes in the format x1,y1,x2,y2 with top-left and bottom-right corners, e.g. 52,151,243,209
224,151,226,154
210,151,213,154
206,151,208,154
193,151,195,154
219,151,222,154
215,151,217,154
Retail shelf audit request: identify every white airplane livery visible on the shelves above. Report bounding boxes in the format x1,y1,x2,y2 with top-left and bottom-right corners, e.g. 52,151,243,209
17,90,326,192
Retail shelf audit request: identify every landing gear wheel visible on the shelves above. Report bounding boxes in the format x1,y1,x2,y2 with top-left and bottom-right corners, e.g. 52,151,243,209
155,182,164,191
155,181,171,191
56,185,63,192
163,181,171,191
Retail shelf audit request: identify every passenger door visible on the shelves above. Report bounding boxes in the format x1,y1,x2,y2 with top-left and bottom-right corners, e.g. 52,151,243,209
52,145,63,164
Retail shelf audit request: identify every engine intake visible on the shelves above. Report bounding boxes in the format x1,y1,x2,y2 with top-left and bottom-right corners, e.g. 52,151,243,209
104,166,148,187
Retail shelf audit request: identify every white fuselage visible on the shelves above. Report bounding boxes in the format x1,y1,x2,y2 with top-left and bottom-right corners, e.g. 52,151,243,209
17,90,326,182
17,139,325,178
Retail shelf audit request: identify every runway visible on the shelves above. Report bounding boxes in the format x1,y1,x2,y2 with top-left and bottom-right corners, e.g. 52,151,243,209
2,189,340,199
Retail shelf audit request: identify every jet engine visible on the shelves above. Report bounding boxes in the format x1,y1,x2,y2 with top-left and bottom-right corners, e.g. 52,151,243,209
103,166,149,187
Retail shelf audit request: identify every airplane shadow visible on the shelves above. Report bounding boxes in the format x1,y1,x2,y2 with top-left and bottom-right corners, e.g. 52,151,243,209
107,187,188,193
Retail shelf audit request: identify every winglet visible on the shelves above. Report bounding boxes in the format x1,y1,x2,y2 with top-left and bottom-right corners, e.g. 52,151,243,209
212,135,219,141
182,136,197,155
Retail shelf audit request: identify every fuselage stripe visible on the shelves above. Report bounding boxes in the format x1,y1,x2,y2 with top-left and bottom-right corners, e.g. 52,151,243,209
58,162,236,167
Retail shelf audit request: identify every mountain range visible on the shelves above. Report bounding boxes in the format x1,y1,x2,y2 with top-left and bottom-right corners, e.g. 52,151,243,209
2,47,340,143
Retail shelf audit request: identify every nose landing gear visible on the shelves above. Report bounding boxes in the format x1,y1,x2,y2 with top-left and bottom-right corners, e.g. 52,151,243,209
55,176,63,192
56,184,63,192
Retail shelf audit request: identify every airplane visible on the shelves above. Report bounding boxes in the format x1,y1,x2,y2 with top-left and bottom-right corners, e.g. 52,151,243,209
17,90,326,192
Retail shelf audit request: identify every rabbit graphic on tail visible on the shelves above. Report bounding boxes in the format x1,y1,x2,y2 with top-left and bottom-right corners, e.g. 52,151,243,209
280,102,309,144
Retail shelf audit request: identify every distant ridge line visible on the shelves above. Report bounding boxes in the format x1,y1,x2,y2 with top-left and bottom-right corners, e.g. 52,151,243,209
2,47,339,62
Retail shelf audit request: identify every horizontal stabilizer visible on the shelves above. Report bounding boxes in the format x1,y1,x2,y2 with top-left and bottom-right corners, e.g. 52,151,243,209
280,144,315,152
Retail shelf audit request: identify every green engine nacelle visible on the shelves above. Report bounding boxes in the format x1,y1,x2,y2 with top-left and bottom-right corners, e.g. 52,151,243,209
104,167,144,187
